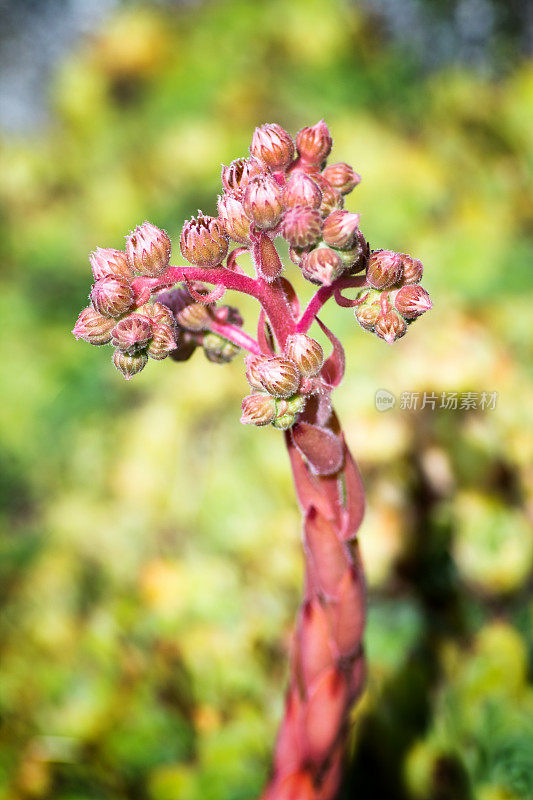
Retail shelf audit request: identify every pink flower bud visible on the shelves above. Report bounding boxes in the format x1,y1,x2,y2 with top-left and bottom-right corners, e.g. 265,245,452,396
147,324,176,360
89,247,133,281
240,393,277,426
393,285,432,319
285,333,324,377
296,120,333,165
322,209,361,249
242,174,285,230
111,313,153,353
399,253,424,284
141,301,175,328
72,306,115,345
301,246,344,286
312,173,344,216
221,156,265,197
250,123,295,171
354,289,381,330
217,193,252,244
254,356,300,398
281,206,322,248
203,333,240,363
336,229,368,272
180,213,229,267
374,309,407,344
288,246,304,265
90,276,134,318
322,162,361,195
366,249,402,289
175,302,212,331
112,349,148,380
283,172,322,210
125,221,171,277
245,354,266,390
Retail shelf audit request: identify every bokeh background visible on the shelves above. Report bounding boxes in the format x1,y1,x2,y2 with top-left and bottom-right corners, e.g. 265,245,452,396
1,1,532,799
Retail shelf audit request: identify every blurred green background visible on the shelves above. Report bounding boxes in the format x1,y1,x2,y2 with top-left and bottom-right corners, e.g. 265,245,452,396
1,1,532,799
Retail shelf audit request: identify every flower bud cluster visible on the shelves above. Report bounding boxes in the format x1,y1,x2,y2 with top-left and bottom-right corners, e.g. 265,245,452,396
354,252,431,343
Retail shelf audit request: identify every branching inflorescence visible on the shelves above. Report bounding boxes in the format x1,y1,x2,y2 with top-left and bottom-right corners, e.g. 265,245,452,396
72,121,432,799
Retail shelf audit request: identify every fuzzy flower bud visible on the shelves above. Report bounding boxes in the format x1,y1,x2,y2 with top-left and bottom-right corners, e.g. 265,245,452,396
296,120,332,165
180,213,229,267
254,356,300,398
245,354,266,390
147,324,176,359
111,313,153,353
322,210,361,249
221,157,265,197
399,253,424,284
89,247,133,281
374,309,407,344
125,222,171,277
312,174,344,216
322,162,361,195
250,123,295,171
243,174,285,230
90,276,134,318
217,193,252,244
285,334,324,377
283,172,322,210
282,206,322,248
336,229,368,272
393,285,432,319
301,246,344,286
366,249,403,289
72,306,115,345
240,393,278,426
141,301,175,327
175,302,212,331
354,289,382,330
112,349,148,379
203,333,240,363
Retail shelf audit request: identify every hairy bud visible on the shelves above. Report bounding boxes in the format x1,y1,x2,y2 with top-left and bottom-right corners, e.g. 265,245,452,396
393,285,432,319
374,309,407,344
90,276,134,318
322,162,361,195
322,210,361,249
72,306,115,345
147,324,176,359
141,301,175,327
312,173,344,216
221,157,265,197
245,354,266,390
283,172,322,210
240,393,277,426
296,120,332,165
254,356,300,398
285,334,324,377
250,123,295,171
125,222,171,277
282,206,322,248
243,174,285,230
366,249,403,289
175,302,212,331
180,213,229,267
336,229,368,272
301,246,344,286
354,289,381,330
89,247,133,281
111,313,153,353
399,253,424,284
112,349,148,379
217,193,252,244
203,333,240,363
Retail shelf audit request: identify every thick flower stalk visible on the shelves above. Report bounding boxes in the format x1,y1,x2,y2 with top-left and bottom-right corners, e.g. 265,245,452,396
72,120,432,798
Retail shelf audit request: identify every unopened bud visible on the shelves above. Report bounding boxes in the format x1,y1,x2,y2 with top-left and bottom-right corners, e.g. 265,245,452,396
126,222,171,277
245,354,266,390
393,285,432,319
111,313,153,353
203,333,240,363
374,309,407,344
112,349,148,379
296,120,332,165
243,174,285,230
141,301,175,327
289,246,304,265
240,393,277,426
322,210,361,249
312,174,344,216
175,302,212,331
90,247,133,281
254,356,300,398
283,172,322,210
282,206,322,248
336,229,368,272
72,306,115,345
301,246,344,286
221,157,265,197
285,333,324,377
250,123,295,171
399,253,424,284
354,289,381,330
322,162,361,195
90,276,134,318
217,193,252,244
366,249,402,289
180,213,229,267
147,324,176,359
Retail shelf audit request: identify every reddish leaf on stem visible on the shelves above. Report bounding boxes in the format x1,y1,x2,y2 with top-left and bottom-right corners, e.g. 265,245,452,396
273,686,304,777
257,309,276,354
253,233,284,282
184,278,225,304
292,422,344,476
299,599,334,687
284,431,336,519
278,276,300,318
341,437,365,538
304,667,348,764
305,507,348,595
329,565,365,656
316,317,345,388
268,771,315,800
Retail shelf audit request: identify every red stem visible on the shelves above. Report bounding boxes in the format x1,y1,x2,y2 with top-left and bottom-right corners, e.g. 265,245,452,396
208,319,262,355
297,276,367,333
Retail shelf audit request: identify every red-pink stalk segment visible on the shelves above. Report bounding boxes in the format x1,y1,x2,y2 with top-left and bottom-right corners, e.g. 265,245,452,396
72,120,432,797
